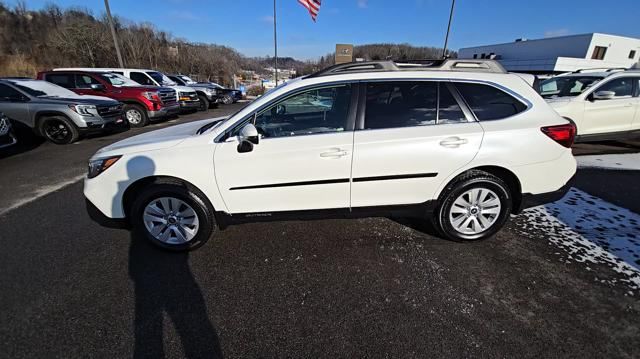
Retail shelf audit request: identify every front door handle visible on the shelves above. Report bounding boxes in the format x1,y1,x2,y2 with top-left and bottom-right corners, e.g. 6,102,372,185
320,148,348,158
439,137,468,148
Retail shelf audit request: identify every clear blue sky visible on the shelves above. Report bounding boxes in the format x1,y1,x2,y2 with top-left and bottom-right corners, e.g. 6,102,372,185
7,0,640,60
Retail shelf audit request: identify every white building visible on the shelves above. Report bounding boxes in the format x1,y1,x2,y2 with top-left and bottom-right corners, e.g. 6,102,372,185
459,33,640,74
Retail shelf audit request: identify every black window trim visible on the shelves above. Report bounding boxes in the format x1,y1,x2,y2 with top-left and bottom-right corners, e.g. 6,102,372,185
215,80,359,143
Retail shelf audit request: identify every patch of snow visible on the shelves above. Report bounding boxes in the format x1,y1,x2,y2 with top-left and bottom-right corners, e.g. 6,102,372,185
577,153,640,171
517,188,640,291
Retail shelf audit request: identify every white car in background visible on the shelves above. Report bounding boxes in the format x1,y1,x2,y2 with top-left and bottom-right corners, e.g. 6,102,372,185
84,59,576,251
540,69,640,142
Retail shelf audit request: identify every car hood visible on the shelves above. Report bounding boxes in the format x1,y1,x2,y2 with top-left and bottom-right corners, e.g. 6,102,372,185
170,85,197,92
94,117,225,157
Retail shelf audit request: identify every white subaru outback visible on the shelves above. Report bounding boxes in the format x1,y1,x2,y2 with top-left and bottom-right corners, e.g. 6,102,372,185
84,59,577,251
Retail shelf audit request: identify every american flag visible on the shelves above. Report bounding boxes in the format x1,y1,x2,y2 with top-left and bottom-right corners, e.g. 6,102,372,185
298,0,321,22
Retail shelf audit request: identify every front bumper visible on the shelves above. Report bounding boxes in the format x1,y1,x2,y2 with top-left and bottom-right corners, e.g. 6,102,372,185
148,103,180,119
517,174,575,213
80,116,128,134
86,198,129,229
179,100,200,110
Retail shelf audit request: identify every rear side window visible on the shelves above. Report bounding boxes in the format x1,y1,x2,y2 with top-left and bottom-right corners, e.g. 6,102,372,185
455,82,527,121
364,81,466,130
46,74,75,89
0,84,23,100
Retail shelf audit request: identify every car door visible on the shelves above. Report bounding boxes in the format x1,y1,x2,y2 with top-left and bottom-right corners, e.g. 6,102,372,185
351,81,484,208
214,83,357,214
582,77,636,135
0,84,31,126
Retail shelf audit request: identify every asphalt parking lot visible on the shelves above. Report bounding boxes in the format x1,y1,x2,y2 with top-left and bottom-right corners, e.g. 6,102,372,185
1,103,639,358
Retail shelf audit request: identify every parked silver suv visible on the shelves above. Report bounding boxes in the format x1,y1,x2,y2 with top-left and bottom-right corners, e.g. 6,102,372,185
0,79,125,144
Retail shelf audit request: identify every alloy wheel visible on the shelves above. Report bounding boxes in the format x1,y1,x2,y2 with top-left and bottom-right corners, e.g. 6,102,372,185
143,197,200,244
448,188,502,235
44,120,71,142
126,109,142,125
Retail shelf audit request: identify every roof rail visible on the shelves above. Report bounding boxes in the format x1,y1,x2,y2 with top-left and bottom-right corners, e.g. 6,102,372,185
572,67,627,73
306,59,507,78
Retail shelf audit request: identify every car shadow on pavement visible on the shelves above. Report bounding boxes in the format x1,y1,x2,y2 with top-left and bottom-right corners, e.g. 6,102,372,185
128,234,223,358
389,217,441,238
119,156,223,358
0,123,45,159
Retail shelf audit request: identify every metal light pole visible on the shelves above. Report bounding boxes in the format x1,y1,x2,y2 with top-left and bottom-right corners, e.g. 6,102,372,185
104,0,124,68
442,0,456,59
273,0,278,86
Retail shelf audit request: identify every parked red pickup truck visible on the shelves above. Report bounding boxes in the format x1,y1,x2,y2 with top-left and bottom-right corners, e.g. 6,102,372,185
37,70,179,127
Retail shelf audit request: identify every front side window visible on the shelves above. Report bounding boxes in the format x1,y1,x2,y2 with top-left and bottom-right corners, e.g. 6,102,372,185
130,72,155,86
455,82,527,121
45,74,75,89
539,76,601,98
0,84,24,100
253,84,352,138
364,81,466,130
75,74,100,89
594,78,634,98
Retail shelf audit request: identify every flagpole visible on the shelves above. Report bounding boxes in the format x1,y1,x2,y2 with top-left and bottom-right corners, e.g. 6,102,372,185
442,0,456,59
273,0,278,86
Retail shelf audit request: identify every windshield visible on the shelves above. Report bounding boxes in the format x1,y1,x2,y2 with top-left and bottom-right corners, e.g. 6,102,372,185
178,75,196,84
146,71,176,86
11,80,78,98
99,73,141,87
539,76,602,98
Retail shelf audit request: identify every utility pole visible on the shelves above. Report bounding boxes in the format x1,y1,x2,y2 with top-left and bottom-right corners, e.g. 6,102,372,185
442,0,456,59
104,0,125,68
273,0,278,86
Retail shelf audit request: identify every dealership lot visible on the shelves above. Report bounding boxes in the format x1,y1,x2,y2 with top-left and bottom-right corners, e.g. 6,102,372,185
1,103,639,357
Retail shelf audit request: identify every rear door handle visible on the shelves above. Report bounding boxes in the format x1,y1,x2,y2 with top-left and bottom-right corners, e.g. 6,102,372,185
439,137,468,148
320,148,348,158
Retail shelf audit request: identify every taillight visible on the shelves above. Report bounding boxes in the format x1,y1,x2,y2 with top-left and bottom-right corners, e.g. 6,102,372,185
541,123,576,148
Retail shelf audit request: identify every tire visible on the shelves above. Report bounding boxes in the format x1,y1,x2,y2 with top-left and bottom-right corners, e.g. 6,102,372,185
198,95,210,111
434,170,512,241
131,182,215,251
222,95,233,105
123,104,149,128
38,116,79,144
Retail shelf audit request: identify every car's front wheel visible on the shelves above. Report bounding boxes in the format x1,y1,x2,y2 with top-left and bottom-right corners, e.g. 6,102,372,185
434,170,512,241
131,182,215,251
198,95,210,111
39,116,79,144
123,104,149,128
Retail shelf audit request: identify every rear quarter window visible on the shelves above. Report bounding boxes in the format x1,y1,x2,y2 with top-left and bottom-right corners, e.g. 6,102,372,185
455,82,527,121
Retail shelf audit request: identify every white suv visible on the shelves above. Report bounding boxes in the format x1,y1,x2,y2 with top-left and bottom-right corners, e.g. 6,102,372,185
84,60,576,251
540,69,640,142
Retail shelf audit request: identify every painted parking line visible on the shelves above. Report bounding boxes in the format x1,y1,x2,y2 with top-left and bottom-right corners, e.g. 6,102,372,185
517,188,640,293
0,174,86,217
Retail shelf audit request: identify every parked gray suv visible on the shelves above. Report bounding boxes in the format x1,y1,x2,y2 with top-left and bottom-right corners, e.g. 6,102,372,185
0,79,125,144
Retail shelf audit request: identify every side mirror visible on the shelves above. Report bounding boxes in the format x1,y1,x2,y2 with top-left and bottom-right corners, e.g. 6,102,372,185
237,123,259,153
90,84,106,91
592,91,615,101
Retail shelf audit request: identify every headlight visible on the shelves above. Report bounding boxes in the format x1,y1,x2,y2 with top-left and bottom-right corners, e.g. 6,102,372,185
88,155,121,179
69,104,96,116
204,88,217,95
141,91,161,102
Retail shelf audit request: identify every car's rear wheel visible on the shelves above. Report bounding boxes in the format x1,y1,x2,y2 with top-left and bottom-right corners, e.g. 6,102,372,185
123,104,149,128
434,170,512,241
131,182,215,251
198,95,210,111
39,116,79,144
